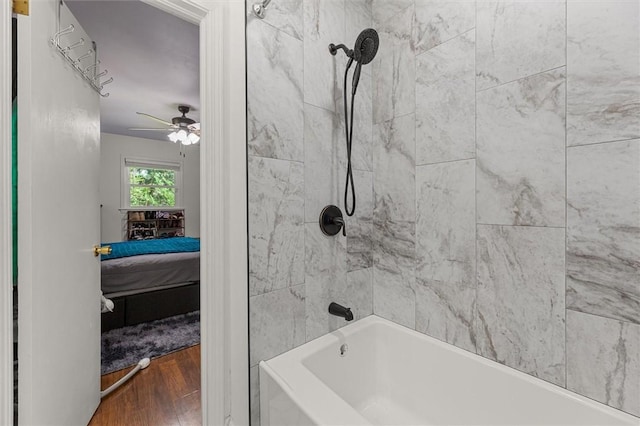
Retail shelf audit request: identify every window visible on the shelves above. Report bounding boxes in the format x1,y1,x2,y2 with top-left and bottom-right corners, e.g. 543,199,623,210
122,158,183,208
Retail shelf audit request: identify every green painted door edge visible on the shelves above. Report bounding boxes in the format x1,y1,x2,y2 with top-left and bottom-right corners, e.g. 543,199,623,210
12,100,17,286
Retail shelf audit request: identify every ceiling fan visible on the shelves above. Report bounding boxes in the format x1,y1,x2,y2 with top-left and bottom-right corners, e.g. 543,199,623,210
129,105,200,145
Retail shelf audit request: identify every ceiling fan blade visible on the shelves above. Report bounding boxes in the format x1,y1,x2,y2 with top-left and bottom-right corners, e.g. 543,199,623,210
136,112,174,126
128,128,173,131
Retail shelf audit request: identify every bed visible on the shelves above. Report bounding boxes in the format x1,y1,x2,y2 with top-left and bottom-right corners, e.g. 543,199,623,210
100,237,200,332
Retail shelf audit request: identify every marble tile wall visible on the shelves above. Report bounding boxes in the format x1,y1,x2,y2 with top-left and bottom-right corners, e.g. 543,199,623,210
368,0,639,418
248,0,639,422
373,113,417,328
372,0,415,123
413,0,475,55
476,0,565,91
476,225,566,386
346,169,374,271
416,29,475,165
247,1,375,424
304,0,346,111
566,139,640,324
415,159,476,352
476,67,566,227
247,17,304,161
563,1,640,416
566,0,640,146
567,311,640,416
248,156,305,296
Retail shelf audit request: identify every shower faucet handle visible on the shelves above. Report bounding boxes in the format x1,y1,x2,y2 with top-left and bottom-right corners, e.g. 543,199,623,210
333,217,346,237
319,205,346,237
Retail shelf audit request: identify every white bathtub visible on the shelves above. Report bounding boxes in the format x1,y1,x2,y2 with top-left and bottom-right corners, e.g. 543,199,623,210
260,315,638,426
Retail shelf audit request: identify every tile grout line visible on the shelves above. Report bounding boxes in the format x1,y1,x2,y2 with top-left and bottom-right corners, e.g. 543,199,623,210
371,0,376,320
247,154,304,165
567,136,640,149
303,100,338,115
476,64,567,94
476,223,566,229
564,0,569,391
474,0,479,355
414,26,476,59
373,109,415,127
565,307,640,326
416,156,477,168
248,281,306,300
413,0,418,332
301,0,308,348
250,13,303,43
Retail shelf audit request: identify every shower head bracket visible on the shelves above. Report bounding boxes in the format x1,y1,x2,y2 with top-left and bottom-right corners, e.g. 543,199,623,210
328,43,354,59
252,0,271,19
329,29,379,65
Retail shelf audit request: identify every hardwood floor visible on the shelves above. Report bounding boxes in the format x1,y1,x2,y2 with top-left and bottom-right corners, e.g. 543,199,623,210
89,345,201,426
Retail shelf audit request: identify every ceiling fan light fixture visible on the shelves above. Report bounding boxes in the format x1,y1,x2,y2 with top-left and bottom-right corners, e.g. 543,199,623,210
188,132,200,144
135,106,200,146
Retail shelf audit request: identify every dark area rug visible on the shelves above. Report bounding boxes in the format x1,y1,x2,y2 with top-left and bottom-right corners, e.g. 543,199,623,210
101,310,200,375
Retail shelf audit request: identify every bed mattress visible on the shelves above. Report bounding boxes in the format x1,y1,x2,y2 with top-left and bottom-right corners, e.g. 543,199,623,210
101,251,200,296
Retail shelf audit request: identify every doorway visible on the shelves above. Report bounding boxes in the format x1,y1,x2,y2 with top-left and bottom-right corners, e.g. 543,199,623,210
1,0,248,424
62,1,201,422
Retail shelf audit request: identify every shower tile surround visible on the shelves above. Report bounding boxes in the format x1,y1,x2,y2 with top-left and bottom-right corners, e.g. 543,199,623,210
476,67,566,226
248,0,640,423
248,1,375,423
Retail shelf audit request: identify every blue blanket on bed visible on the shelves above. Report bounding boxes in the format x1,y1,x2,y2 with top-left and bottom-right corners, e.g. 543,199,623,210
101,237,200,261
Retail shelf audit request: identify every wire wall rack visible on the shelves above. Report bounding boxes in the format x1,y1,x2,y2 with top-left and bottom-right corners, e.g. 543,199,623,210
49,3,113,97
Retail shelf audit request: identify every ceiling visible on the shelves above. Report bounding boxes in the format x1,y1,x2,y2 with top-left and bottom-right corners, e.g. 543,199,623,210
66,0,200,142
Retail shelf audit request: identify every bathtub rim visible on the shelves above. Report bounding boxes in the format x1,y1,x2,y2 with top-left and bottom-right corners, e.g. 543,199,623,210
259,356,372,425
260,314,639,425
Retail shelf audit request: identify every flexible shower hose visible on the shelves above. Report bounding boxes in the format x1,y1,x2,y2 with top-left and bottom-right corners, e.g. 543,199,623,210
343,60,357,217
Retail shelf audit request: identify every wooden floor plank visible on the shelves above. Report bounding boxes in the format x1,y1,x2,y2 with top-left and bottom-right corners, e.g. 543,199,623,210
89,345,201,426
174,391,201,416
178,406,202,426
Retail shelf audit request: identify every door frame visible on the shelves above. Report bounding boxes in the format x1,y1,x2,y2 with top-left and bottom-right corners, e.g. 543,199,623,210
0,0,12,424
0,0,249,424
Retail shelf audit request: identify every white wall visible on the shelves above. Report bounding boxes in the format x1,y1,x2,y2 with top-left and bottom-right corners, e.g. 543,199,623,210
100,132,200,242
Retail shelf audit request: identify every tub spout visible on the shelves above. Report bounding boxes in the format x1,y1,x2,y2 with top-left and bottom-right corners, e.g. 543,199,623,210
329,302,353,321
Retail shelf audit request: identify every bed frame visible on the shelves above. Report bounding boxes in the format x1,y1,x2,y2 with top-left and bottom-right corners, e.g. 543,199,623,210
101,281,200,332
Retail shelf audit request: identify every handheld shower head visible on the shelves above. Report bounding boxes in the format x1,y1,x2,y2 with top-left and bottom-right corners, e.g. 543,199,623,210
353,28,379,65
328,28,380,217
351,29,379,95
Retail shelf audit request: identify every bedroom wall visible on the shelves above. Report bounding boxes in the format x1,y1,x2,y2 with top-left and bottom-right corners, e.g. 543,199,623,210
99,132,200,242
